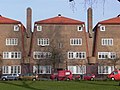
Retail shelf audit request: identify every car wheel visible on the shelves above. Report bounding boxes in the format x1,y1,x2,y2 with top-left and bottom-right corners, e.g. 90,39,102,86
111,77,115,80
2,78,6,81
66,78,70,81
90,78,94,81
32,78,36,81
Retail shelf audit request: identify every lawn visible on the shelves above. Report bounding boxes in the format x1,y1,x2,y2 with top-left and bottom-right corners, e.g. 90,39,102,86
0,80,120,90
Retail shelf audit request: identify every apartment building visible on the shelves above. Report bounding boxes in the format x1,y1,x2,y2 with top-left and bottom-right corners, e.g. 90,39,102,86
0,15,27,75
93,15,120,75
31,14,89,76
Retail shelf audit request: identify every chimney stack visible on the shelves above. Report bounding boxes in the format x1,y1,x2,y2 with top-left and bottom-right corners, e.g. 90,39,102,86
26,7,32,38
87,7,93,38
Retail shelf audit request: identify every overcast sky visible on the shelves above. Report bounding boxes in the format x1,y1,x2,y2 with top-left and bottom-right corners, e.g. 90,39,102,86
0,0,120,29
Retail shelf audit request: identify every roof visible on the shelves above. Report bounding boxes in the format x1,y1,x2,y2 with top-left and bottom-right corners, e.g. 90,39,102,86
99,16,120,24
35,15,84,25
0,15,20,24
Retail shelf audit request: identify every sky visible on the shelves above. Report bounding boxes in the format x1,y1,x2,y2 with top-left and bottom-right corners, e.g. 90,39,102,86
0,0,120,30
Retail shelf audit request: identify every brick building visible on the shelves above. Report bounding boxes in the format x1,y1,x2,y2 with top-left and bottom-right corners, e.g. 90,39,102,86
30,14,89,76
0,15,27,75
93,15,120,75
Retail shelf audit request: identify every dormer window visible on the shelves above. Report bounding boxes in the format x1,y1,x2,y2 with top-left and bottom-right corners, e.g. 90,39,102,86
37,25,42,31
100,26,105,31
77,26,83,31
14,25,19,31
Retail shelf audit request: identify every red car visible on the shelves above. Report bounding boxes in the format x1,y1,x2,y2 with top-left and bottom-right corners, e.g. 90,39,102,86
75,73,95,80
108,70,120,80
50,70,73,81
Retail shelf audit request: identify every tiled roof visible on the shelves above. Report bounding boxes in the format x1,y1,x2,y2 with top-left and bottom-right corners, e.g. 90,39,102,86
0,15,20,24
35,15,84,25
99,16,120,24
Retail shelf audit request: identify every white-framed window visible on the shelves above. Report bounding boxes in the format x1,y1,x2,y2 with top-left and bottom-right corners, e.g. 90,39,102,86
33,51,51,59
11,65,21,74
3,51,21,59
102,38,113,46
68,51,86,59
68,52,74,59
2,66,9,74
6,38,18,45
98,65,114,74
77,26,83,31
76,52,86,59
38,38,49,46
100,25,105,31
98,52,116,59
70,38,82,46
14,25,19,31
33,65,51,74
68,65,86,74
37,25,42,31
2,65,21,74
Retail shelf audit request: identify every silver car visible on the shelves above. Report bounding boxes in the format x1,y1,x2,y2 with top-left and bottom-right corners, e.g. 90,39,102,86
1,74,19,80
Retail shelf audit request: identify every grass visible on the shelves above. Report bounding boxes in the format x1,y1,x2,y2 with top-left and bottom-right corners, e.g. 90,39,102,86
0,80,120,90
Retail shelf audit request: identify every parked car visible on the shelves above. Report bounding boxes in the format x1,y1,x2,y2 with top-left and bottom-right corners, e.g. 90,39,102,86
75,73,95,81
108,70,120,80
50,70,73,81
1,74,19,81
19,73,38,81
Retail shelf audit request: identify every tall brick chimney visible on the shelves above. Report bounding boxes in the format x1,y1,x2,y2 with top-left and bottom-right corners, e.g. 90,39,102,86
26,7,32,37
87,7,93,38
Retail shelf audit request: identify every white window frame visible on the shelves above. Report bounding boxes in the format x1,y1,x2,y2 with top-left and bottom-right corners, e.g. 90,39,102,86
37,25,42,31
98,65,114,74
77,26,83,31
98,52,116,59
2,65,21,74
102,38,113,46
100,26,105,31
33,65,51,74
33,51,51,59
68,51,74,59
68,65,86,74
38,38,49,46
14,25,19,31
11,65,21,74
68,51,86,59
70,38,82,46
6,38,18,46
3,51,21,59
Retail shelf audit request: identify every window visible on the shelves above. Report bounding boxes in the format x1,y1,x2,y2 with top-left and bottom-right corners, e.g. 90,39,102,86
14,25,19,31
68,65,86,74
68,52,74,59
100,26,105,31
37,25,42,31
109,52,116,59
102,38,113,46
98,52,116,59
11,66,21,74
70,38,82,45
76,52,86,59
2,66,9,74
6,38,18,45
3,52,21,59
2,65,21,74
33,65,51,74
77,26,83,31
68,51,86,59
98,65,114,74
38,38,49,46
33,51,51,59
